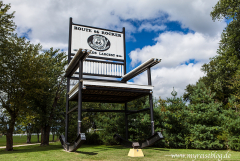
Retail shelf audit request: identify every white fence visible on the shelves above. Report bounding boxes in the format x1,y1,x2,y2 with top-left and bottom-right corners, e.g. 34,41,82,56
10,133,55,136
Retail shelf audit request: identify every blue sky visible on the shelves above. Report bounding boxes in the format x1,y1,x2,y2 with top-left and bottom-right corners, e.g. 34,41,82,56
6,0,227,99
125,19,194,71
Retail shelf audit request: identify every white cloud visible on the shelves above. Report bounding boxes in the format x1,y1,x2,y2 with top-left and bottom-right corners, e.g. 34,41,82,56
138,24,166,32
129,31,220,99
133,63,205,99
129,31,220,68
31,39,68,51
5,0,225,99
161,0,226,36
6,0,225,50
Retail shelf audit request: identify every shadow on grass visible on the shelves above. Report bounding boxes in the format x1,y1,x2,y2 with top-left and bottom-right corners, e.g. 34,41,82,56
75,145,116,154
74,145,127,155
95,145,125,150
88,145,169,152
75,151,98,155
0,144,63,154
106,145,170,151
0,143,168,157
152,148,170,151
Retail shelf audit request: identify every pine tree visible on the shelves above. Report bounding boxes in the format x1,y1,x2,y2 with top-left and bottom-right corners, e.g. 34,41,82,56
161,87,188,148
186,82,227,149
225,96,240,151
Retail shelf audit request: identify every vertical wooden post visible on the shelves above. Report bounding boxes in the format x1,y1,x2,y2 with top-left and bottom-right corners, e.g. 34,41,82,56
65,17,72,142
65,78,69,142
125,102,128,139
147,67,154,135
123,27,126,75
78,60,83,135
122,26,128,138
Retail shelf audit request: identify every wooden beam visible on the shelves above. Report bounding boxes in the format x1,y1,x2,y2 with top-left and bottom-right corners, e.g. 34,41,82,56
67,107,150,114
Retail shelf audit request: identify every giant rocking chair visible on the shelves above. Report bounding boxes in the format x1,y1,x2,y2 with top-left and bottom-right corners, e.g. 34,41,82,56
60,18,164,152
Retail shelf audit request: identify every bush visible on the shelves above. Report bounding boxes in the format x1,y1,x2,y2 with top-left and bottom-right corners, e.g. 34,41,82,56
225,112,240,151
85,132,102,145
229,136,240,151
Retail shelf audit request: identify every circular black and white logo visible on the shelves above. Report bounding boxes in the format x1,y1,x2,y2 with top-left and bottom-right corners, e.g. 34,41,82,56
87,34,110,51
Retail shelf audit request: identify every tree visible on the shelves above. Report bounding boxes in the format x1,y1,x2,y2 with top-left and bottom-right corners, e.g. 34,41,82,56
227,69,240,112
0,1,15,147
50,91,66,142
128,97,151,142
211,0,240,21
225,94,240,151
160,88,189,148
0,1,67,149
182,0,240,150
183,84,196,103
0,106,8,135
0,33,42,150
225,111,240,150
0,1,46,150
200,1,240,106
16,109,37,143
0,1,15,42
25,48,67,146
186,82,227,149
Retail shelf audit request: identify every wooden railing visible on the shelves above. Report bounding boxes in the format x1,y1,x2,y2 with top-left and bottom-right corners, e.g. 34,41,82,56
82,60,124,77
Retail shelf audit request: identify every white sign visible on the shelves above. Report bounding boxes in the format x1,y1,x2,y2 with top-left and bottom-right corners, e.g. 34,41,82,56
71,25,124,60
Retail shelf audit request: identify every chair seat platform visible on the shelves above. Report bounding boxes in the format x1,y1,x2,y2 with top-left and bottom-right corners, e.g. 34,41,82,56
68,80,153,103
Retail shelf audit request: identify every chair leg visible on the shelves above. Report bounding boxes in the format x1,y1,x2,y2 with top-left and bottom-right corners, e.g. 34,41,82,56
149,94,154,135
125,102,128,140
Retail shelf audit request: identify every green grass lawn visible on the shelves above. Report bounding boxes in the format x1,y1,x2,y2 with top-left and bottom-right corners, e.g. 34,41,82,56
0,141,240,161
0,135,57,146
